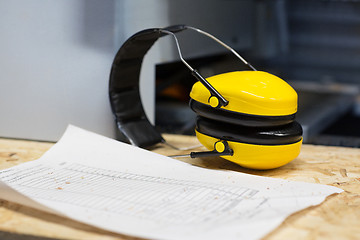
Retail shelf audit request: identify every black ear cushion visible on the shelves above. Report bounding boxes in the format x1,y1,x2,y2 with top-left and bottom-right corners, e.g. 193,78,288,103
196,116,303,145
190,99,296,127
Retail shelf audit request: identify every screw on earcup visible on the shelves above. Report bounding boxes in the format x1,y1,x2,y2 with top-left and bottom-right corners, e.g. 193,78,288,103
190,99,296,127
195,116,303,146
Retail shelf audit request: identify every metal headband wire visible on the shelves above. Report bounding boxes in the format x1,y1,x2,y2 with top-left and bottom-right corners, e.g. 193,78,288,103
160,26,256,72
159,29,194,71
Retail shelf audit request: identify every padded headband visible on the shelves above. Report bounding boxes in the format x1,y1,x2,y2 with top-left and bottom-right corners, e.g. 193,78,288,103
109,25,188,148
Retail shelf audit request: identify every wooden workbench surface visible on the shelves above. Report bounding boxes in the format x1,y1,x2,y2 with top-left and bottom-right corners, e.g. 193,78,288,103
0,134,359,240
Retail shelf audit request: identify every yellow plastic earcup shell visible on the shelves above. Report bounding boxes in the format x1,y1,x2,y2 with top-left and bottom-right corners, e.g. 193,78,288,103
190,71,298,116
196,130,302,170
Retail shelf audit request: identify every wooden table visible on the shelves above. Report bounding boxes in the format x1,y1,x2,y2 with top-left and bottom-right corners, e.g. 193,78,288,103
0,134,359,240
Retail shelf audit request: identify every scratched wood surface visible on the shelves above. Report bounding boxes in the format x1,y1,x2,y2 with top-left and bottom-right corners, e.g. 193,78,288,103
0,135,359,240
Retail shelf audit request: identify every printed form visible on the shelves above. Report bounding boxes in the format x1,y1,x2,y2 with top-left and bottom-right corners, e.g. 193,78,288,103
0,126,342,240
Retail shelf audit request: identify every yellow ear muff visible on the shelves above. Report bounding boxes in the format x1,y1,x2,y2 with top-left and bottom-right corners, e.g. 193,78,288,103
189,70,302,170
190,71,298,117
196,130,302,170
110,25,303,170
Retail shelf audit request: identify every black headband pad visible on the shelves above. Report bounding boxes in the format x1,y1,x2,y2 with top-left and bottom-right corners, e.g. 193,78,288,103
110,29,161,91
109,25,187,148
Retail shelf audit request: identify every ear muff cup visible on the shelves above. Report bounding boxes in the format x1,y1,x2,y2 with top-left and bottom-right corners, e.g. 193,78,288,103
196,116,303,146
190,99,296,127
195,116,303,169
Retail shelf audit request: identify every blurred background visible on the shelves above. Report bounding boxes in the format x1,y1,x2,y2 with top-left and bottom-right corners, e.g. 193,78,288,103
1,0,360,147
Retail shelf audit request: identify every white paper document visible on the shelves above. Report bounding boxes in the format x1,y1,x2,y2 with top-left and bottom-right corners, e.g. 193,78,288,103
0,126,342,240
